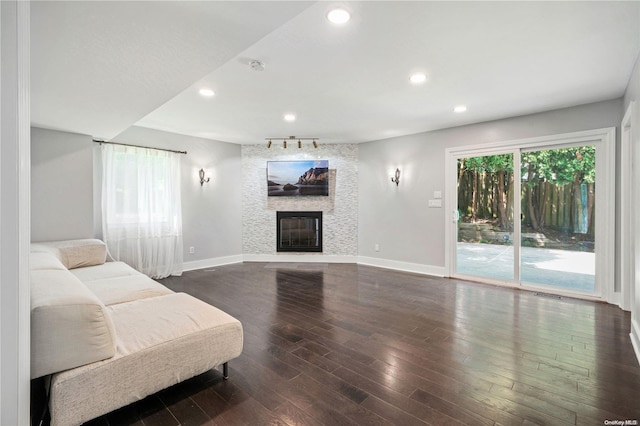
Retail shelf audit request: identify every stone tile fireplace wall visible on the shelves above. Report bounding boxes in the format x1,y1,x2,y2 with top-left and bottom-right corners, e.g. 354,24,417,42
241,144,358,257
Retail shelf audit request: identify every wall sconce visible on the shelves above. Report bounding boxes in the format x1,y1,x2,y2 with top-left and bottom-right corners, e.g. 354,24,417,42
391,168,400,186
199,168,210,186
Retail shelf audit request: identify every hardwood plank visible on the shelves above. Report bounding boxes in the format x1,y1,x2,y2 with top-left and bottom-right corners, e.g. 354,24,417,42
406,375,524,426
511,381,619,423
488,383,576,424
359,395,432,426
282,373,392,426
272,400,326,426
134,395,179,426
331,366,473,426
290,346,341,372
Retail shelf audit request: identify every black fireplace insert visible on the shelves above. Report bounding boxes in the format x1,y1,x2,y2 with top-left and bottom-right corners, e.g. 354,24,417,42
276,211,323,252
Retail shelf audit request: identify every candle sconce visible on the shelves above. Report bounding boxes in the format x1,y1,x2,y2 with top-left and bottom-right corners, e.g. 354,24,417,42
199,169,210,186
391,168,400,186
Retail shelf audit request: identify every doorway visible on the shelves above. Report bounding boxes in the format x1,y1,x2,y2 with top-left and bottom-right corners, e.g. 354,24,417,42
446,129,614,299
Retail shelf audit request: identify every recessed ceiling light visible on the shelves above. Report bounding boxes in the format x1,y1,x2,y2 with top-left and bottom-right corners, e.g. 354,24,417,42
453,105,467,113
283,113,296,122
409,73,427,85
327,8,350,24
199,88,215,97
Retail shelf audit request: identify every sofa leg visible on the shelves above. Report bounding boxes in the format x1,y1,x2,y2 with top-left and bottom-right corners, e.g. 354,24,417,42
223,362,229,380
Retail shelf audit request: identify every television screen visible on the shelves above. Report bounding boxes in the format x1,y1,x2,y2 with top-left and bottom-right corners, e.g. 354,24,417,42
267,160,329,196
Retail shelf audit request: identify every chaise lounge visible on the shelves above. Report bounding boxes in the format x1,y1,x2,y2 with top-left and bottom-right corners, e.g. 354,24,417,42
30,239,243,426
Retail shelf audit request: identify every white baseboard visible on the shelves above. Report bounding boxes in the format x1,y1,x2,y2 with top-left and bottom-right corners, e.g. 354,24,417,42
357,256,446,277
243,254,357,263
631,318,640,367
182,255,243,272
183,254,444,278
609,291,623,310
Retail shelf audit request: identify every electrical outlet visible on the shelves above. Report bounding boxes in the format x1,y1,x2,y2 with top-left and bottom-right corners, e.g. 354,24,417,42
375,244,380,252
189,246,195,254
428,199,442,208
434,190,442,199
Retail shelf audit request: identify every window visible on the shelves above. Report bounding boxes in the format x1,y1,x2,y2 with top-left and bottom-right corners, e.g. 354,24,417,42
101,144,183,278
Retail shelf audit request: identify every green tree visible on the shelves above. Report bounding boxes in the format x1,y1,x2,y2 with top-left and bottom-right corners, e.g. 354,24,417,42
459,147,595,235
458,154,513,230
521,146,595,233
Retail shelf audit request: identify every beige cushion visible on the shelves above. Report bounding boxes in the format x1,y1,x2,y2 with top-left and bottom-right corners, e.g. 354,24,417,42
80,274,174,306
30,269,116,379
49,293,244,426
42,239,108,270
70,261,173,305
30,252,67,271
69,261,141,282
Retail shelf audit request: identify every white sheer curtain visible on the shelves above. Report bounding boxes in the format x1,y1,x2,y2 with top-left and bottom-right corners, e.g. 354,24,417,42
101,143,183,278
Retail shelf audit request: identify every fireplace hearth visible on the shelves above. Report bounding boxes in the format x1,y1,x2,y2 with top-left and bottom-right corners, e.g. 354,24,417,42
276,211,322,252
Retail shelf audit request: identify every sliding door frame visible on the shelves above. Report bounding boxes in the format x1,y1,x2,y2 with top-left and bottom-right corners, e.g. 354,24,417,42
445,128,615,302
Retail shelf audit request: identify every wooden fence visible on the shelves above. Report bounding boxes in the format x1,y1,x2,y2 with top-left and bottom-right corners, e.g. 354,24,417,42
457,170,594,237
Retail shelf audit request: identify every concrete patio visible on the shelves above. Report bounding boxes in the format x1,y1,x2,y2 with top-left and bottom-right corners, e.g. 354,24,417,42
456,242,595,292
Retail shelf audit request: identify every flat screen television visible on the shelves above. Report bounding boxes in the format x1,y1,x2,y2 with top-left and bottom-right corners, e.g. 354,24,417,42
267,160,329,196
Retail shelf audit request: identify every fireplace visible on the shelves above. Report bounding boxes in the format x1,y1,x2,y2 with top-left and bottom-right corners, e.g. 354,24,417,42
276,211,322,252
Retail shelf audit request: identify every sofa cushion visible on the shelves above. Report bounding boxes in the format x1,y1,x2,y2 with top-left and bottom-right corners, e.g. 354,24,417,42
30,252,67,271
44,239,108,270
80,274,174,306
69,261,173,305
49,292,244,426
69,261,142,282
31,269,116,379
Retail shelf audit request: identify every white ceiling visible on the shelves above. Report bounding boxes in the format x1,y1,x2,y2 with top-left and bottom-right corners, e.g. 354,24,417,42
32,1,640,144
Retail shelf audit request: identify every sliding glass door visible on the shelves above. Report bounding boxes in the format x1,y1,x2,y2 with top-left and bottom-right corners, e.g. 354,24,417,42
448,130,613,299
519,146,595,292
455,152,516,282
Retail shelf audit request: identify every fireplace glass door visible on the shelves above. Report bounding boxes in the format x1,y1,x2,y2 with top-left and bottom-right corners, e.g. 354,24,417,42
277,211,323,252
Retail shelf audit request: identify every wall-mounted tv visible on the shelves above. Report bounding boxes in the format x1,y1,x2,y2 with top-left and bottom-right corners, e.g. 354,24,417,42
267,160,329,196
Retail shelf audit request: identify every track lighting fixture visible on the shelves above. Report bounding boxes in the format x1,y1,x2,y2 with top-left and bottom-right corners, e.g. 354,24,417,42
265,136,320,148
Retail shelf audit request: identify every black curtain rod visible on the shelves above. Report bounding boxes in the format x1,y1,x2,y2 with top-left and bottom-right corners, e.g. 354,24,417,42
93,139,187,155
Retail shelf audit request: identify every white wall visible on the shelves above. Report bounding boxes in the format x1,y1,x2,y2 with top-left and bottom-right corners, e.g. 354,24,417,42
31,127,94,241
112,126,243,268
241,143,358,260
358,99,622,275
1,1,30,424
623,50,640,363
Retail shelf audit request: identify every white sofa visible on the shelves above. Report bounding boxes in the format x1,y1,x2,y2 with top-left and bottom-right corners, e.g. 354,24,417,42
30,239,243,426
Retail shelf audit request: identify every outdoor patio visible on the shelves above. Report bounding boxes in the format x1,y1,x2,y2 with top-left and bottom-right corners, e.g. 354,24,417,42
456,242,595,292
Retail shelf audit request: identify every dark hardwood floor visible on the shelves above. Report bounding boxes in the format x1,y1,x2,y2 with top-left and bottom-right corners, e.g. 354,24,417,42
33,262,640,425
